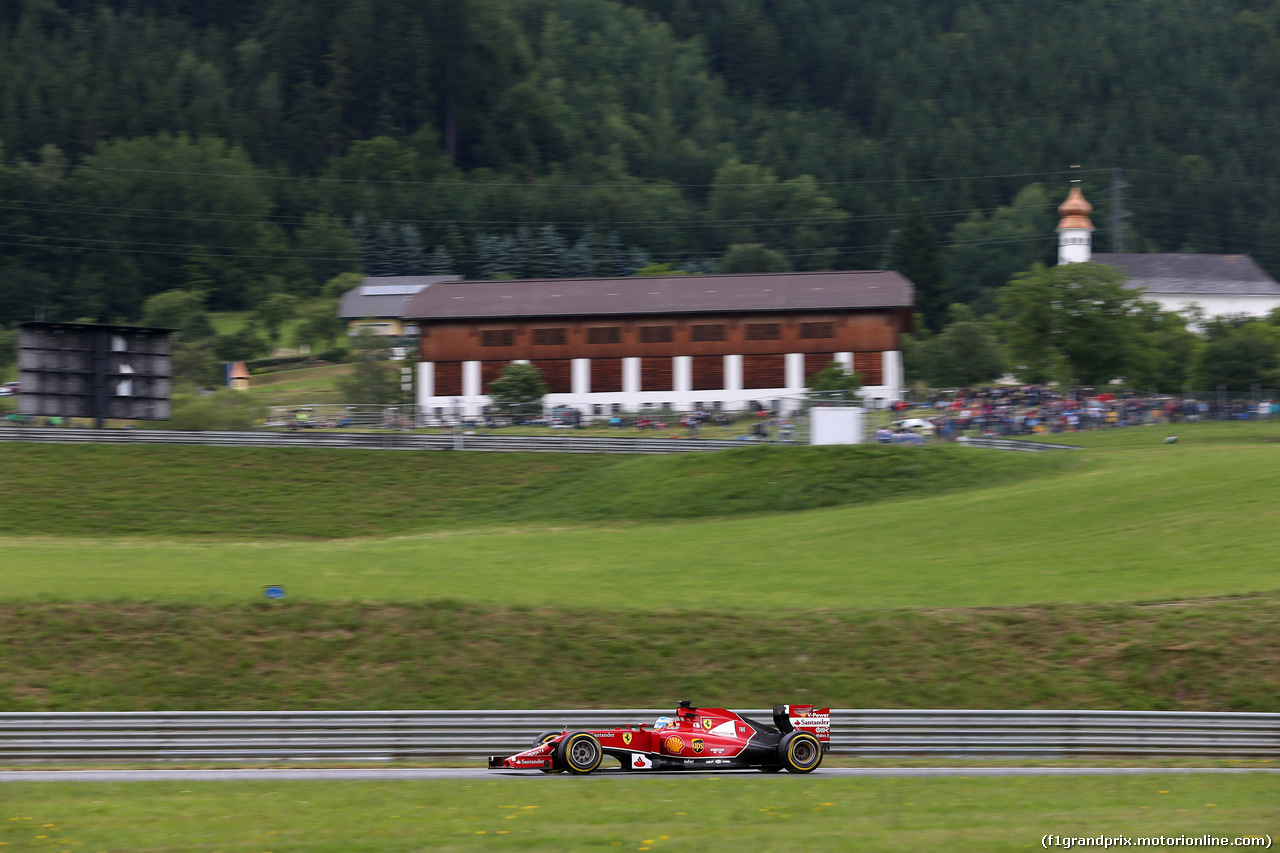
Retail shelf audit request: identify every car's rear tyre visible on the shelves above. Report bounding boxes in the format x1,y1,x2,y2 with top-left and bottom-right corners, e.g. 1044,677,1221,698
534,731,563,773
778,731,823,773
556,731,603,775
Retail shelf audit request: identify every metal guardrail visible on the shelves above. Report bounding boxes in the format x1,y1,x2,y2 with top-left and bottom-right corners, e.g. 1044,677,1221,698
0,427,751,454
958,437,1083,451
0,710,1273,763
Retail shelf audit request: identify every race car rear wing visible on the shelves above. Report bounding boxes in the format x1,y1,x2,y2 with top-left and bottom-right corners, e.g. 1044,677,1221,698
773,704,831,743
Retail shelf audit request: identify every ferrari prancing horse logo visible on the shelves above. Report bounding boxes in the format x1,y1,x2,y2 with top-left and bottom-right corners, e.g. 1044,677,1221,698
622,732,632,746
701,718,713,731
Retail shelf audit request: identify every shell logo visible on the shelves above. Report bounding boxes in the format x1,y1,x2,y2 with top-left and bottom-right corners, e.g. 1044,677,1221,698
664,735,684,753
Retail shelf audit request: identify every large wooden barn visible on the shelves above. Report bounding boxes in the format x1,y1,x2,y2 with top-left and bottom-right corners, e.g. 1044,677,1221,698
402,270,914,418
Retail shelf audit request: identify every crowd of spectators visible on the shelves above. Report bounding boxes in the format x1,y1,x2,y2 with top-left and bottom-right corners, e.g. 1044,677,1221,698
901,386,1277,441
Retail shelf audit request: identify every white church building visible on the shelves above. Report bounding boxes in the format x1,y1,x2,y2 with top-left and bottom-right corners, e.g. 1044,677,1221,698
1056,186,1280,319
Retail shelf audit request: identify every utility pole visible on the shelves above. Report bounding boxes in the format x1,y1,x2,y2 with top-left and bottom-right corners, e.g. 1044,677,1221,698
1109,168,1132,253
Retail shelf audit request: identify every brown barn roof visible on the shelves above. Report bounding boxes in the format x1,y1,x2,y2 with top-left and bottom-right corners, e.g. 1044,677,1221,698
404,271,914,320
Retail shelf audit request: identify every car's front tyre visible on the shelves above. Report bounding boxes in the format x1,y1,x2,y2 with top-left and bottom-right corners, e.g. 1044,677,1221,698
534,730,563,773
556,731,603,775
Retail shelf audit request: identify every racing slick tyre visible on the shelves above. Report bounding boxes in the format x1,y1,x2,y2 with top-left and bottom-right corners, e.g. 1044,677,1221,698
534,731,563,773
555,731,604,775
778,731,823,774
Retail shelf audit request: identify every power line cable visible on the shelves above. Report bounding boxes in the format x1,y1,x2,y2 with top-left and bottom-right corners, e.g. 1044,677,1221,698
0,159,1110,189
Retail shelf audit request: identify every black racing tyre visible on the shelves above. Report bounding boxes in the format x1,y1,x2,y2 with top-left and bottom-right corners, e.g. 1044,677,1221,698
534,731,563,773
533,730,562,747
778,731,823,773
555,731,604,775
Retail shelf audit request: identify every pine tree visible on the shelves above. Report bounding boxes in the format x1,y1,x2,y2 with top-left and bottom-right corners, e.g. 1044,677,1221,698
539,224,569,278
366,221,398,276
626,247,651,275
476,235,505,280
566,229,597,277
350,212,373,273
427,246,454,275
888,201,950,333
399,224,428,275
605,232,628,277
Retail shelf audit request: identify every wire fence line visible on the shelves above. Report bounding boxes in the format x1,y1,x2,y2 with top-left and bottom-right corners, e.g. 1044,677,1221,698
0,710,1274,763
0,426,749,454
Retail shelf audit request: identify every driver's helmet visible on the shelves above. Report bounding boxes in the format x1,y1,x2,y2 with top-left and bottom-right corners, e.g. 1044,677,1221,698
653,716,673,730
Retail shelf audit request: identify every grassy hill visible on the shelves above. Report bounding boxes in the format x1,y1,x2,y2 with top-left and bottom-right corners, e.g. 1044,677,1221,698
1,421,1277,712
1,596,1276,712
0,442,1068,541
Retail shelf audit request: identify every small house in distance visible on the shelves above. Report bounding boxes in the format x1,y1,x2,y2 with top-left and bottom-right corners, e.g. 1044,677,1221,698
337,275,461,338
1055,187,1280,319
403,270,914,419
1093,253,1280,320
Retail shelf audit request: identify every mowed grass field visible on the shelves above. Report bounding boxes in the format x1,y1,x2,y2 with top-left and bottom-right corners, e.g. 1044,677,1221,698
0,424,1276,609
0,421,1278,712
2,775,1276,852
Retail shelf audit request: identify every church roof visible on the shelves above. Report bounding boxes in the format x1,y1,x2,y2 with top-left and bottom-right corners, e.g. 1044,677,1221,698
404,270,914,320
1094,253,1280,296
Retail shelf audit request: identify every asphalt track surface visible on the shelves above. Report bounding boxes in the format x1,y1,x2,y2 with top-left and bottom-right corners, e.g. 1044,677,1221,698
3,768,1279,783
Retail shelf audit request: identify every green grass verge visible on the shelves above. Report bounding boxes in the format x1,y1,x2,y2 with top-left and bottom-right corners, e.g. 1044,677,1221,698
2,422,1278,715
2,433,1277,608
2,775,1275,852
2,597,1276,711
0,443,1069,540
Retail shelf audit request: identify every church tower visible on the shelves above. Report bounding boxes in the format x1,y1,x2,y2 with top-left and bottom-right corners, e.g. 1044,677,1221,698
1056,186,1095,264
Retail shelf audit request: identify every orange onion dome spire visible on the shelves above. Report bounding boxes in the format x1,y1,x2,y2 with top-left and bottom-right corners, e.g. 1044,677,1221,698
1056,186,1095,231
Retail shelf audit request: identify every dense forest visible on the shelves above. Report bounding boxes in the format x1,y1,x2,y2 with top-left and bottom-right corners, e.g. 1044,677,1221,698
2,0,1280,327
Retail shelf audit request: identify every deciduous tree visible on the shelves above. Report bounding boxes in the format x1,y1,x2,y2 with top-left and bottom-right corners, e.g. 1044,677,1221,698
487,362,549,417
997,262,1150,386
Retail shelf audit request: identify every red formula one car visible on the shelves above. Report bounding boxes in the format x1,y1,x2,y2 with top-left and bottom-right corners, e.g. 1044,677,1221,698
489,701,831,774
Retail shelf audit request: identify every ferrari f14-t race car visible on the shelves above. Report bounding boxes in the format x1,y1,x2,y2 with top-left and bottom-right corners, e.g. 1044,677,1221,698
489,701,831,774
